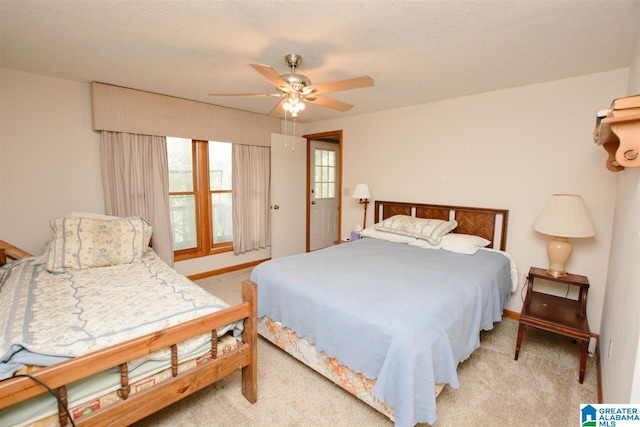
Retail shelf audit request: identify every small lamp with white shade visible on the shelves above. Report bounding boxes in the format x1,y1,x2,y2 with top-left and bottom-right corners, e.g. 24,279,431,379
532,194,596,278
352,184,371,229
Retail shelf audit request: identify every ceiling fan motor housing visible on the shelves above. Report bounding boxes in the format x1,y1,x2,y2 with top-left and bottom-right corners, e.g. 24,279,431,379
281,73,311,92
209,52,373,116
280,54,310,92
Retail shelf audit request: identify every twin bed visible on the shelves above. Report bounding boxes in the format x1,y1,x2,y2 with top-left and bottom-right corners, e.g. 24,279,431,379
0,216,257,426
251,200,516,426
0,200,515,426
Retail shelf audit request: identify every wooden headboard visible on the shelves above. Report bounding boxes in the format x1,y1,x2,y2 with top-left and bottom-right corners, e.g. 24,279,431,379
373,201,509,251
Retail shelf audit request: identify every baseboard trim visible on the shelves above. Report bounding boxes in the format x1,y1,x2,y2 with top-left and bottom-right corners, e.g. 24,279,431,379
187,258,270,281
503,309,520,320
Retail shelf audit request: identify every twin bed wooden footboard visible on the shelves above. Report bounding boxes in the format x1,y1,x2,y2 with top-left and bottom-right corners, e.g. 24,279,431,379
0,280,258,426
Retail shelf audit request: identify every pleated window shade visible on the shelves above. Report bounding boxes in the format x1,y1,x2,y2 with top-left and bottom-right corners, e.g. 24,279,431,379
91,82,280,146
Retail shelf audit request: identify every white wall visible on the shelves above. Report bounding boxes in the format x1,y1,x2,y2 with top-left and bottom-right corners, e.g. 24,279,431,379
0,67,269,275
0,66,632,335
300,69,629,333
599,33,640,404
0,67,103,254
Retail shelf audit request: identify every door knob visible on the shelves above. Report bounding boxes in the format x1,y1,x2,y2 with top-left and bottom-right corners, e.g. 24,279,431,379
311,201,316,205
271,205,280,210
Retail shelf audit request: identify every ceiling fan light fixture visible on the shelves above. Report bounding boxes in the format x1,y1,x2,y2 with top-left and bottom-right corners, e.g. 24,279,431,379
210,53,373,117
283,93,305,118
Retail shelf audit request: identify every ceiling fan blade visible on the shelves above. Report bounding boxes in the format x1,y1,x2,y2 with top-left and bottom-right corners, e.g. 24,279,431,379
306,95,353,112
250,63,290,89
310,76,374,95
209,93,282,97
268,98,287,117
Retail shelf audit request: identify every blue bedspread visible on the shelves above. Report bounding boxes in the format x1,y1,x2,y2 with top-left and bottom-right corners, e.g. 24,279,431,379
251,238,513,426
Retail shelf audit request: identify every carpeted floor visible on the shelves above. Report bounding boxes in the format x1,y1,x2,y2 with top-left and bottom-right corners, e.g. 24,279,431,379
133,267,598,426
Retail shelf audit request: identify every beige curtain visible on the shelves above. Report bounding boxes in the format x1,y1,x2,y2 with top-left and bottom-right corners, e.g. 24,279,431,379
100,131,174,265
232,144,271,254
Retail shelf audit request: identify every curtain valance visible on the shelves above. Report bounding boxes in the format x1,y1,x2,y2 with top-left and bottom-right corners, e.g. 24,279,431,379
91,82,280,146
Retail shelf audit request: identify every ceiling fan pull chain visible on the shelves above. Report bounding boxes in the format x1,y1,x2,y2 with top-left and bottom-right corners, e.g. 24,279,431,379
284,112,288,148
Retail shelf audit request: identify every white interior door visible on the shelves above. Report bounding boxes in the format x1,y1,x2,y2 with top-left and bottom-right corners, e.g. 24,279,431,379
270,133,307,259
309,140,340,251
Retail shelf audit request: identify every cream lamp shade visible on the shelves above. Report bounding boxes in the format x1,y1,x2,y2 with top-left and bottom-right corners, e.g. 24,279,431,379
352,184,371,200
352,184,371,228
532,194,596,277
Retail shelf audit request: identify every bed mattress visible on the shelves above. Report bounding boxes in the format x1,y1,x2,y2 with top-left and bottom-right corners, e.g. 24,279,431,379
0,251,245,425
0,334,238,426
251,237,515,426
0,251,243,379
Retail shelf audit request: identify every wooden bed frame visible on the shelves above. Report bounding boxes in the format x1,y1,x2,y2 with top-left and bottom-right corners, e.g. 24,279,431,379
374,200,509,251
255,200,510,423
0,241,258,426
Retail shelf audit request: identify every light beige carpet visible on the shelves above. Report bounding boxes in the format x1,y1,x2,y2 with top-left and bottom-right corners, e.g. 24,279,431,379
133,267,598,426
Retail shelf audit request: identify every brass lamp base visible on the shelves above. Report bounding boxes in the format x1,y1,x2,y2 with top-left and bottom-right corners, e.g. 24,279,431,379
546,268,568,278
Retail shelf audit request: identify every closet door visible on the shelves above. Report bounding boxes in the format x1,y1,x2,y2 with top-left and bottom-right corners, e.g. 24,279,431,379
270,133,307,259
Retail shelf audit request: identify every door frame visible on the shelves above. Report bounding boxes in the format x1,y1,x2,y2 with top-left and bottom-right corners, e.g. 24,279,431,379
303,130,343,252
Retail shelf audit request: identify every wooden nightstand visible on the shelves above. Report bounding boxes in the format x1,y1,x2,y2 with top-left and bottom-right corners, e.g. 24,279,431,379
514,267,591,383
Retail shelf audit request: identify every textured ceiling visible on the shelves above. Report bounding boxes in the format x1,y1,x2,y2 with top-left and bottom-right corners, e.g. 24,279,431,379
1,0,639,123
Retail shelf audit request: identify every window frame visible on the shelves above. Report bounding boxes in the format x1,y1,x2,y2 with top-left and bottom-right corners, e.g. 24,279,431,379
313,147,337,200
171,139,233,261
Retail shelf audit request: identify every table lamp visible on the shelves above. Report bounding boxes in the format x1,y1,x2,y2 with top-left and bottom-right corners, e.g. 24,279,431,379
532,194,596,277
352,184,371,228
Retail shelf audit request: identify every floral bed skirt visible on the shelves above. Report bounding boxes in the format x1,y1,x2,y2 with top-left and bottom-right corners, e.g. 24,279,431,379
258,316,445,422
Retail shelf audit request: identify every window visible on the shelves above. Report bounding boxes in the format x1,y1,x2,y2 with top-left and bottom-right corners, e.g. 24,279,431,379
167,137,233,259
314,148,337,199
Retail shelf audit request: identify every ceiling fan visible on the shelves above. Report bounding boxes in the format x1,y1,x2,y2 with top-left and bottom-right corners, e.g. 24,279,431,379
209,54,374,118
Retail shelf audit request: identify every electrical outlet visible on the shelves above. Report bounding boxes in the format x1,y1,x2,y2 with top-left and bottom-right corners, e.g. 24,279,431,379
608,339,614,360
588,337,597,357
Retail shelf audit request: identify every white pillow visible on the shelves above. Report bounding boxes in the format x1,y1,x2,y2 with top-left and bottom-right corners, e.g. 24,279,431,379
376,215,457,245
31,243,51,265
443,234,490,254
359,224,418,244
408,239,443,249
409,233,491,255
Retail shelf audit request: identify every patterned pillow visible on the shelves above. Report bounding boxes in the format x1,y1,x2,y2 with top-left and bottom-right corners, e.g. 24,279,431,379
359,224,418,244
46,217,152,273
376,215,457,245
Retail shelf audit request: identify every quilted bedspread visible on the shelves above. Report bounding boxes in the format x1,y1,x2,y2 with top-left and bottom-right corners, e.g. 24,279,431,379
0,251,242,380
252,238,515,426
